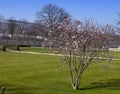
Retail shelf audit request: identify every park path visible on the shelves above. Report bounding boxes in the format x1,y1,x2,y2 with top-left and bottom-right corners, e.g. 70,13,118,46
9,50,63,56
8,50,120,61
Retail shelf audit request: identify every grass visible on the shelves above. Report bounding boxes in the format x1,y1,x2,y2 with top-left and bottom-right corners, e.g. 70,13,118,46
0,51,120,94
20,47,53,53
20,47,63,54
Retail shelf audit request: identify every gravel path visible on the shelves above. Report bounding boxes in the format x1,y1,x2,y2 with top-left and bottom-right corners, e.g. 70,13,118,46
9,50,120,61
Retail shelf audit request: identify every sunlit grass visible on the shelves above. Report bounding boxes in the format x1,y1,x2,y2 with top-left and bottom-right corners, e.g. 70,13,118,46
0,51,120,94
20,47,53,53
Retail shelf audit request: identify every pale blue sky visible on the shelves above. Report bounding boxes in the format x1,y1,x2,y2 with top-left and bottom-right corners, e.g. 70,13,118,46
0,0,120,25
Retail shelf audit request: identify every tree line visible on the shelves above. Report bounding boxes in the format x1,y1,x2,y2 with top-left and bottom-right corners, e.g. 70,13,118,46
0,4,72,50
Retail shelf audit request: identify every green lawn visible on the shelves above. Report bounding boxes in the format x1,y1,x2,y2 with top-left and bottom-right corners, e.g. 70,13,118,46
20,47,63,54
0,51,120,94
20,47,53,53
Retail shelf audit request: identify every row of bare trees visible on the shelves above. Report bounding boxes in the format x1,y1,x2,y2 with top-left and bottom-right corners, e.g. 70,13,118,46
0,4,71,50
0,17,47,50
0,18,41,40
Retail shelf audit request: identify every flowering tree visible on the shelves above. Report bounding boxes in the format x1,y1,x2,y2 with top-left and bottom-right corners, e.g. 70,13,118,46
56,19,114,90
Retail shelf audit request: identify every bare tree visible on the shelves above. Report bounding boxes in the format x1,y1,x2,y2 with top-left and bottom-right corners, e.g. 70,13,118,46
16,19,28,39
55,19,114,90
117,13,120,26
0,15,8,51
0,15,6,38
36,4,71,43
32,22,48,39
7,18,17,38
114,13,120,46
13,20,25,50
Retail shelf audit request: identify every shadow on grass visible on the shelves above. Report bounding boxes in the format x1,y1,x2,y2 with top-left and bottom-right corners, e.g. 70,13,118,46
80,79,120,90
0,83,40,94
0,81,71,93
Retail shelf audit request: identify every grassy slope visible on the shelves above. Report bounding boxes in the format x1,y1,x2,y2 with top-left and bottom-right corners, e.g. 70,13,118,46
0,51,120,94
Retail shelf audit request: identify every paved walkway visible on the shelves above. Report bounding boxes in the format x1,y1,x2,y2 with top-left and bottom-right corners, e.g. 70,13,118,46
8,50,63,56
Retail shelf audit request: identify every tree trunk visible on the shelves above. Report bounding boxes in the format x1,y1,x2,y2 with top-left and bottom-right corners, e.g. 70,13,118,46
71,70,83,90
16,45,20,51
72,83,79,90
72,79,81,90
2,45,6,51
